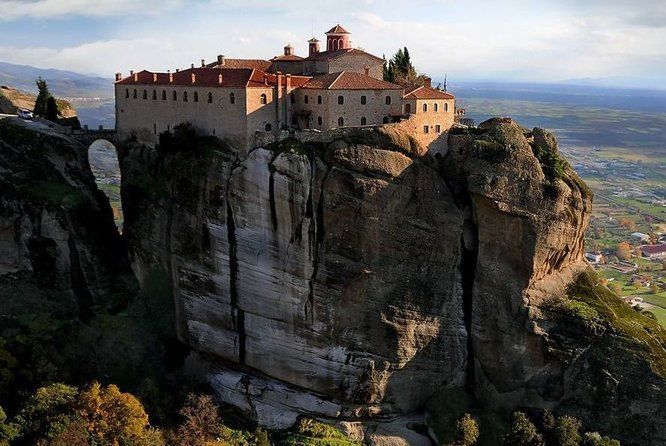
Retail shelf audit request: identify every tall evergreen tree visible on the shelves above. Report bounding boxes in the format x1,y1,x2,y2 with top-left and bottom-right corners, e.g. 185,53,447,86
45,97,59,122
34,77,52,117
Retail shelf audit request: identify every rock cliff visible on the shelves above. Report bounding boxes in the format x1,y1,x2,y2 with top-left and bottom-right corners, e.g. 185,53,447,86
0,118,132,318
0,85,80,129
116,119,665,445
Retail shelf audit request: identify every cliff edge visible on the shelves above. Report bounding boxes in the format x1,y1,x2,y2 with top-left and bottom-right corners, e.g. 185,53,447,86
117,119,665,445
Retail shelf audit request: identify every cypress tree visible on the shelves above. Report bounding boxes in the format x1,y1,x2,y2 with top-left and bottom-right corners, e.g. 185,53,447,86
45,97,59,122
34,77,52,117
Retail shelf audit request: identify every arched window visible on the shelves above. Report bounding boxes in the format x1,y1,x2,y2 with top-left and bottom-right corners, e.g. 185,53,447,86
152,90,157,100
360,95,367,105
125,89,129,98
423,103,428,112
317,95,322,104
230,92,235,104
445,103,449,112
304,95,309,104
405,103,411,113
143,89,147,99
317,116,323,126
337,117,344,127
193,91,199,102
173,91,177,101
265,123,272,132
383,117,389,124
133,89,137,99
208,92,213,103
434,103,439,112
162,90,167,100
337,95,344,105
183,91,188,102
361,117,367,125
260,93,267,104
385,96,391,105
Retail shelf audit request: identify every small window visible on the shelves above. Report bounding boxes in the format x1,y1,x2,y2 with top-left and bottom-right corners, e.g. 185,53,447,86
361,117,367,125
383,117,389,124
125,89,129,98
133,89,137,99
445,103,449,112
230,92,235,104
337,95,344,105
304,95,309,104
317,116,323,126
265,123,272,132
194,91,199,102
173,91,177,101
434,103,439,112
183,91,188,102
385,96,391,105
337,117,344,127
423,125,429,134
290,93,295,104
435,125,441,133
260,93,267,104
405,103,411,113
152,90,157,100
317,95,322,104
361,95,367,105
143,89,147,99
423,103,428,112
162,90,167,100
208,92,213,103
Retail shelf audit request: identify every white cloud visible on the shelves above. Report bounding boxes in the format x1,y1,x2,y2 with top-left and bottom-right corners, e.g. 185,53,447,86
0,0,184,20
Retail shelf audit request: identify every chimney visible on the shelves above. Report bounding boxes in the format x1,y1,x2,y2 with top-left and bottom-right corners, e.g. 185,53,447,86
133,72,138,82
364,65,369,76
153,73,158,83
217,54,225,66
191,63,195,69
285,73,291,90
176,68,180,72
115,72,122,82
191,73,196,84
218,74,223,85
264,73,268,85
169,71,173,83
201,59,205,67
130,70,134,76
424,77,432,88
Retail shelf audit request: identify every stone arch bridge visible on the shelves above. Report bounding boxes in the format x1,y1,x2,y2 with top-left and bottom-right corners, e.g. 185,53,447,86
71,127,119,147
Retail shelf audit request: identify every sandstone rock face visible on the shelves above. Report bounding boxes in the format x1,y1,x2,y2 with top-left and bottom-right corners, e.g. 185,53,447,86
0,118,132,316
121,120,665,445
0,85,80,129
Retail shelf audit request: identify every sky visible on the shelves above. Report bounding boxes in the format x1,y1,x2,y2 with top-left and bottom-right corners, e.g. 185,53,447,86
0,0,664,89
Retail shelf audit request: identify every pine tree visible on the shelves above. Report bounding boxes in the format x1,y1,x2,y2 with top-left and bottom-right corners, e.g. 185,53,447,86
34,77,52,117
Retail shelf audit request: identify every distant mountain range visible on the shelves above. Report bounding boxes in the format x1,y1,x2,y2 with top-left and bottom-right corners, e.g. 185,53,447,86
0,61,113,99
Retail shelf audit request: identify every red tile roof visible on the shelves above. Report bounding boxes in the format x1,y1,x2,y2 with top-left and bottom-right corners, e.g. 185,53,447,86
205,58,271,71
305,48,383,62
301,71,402,91
403,85,455,100
116,68,275,88
326,24,350,34
271,54,304,62
641,244,666,255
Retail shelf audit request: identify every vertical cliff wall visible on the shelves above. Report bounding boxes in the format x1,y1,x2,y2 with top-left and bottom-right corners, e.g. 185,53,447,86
120,120,665,445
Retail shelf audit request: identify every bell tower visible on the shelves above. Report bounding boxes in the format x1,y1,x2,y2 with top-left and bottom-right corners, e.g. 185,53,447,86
325,24,351,51
308,37,320,57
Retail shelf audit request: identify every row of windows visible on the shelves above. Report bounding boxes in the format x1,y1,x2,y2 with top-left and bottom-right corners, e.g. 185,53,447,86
292,94,393,106
124,88,240,104
330,116,390,127
405,103,449,113
423,125,443,134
